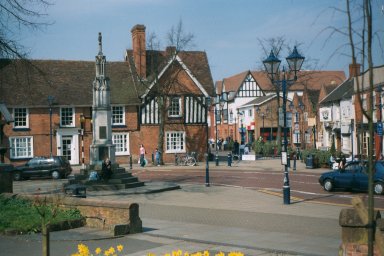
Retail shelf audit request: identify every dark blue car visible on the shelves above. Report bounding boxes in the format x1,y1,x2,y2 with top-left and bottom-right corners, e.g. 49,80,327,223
318,160,384,195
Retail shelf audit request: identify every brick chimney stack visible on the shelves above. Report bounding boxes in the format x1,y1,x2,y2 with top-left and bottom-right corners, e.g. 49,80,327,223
131,24,146,78
349,62,361,78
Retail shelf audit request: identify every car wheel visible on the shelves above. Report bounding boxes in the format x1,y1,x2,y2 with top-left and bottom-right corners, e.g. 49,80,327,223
374,182,384,195
323,179,333,192
51,170,61,179
13,172,22,181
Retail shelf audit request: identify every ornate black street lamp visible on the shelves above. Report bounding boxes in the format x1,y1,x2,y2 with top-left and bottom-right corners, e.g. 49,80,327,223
238,110,245,145
205,96,212,187
80,114,86,169
215,92,229,166
47,96,55,157
263,46,305,205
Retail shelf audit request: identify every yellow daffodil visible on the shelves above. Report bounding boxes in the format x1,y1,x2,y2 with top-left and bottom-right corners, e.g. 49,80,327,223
95,247,102,255
117,245,124,252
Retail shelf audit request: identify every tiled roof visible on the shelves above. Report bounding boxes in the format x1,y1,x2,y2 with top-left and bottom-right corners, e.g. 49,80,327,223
289,70,345,91
0,59,142,107
0,49,214,107
240,94,277,108
125,49,215,97
216,70,346,95
307,89,320,107
320,79,354,104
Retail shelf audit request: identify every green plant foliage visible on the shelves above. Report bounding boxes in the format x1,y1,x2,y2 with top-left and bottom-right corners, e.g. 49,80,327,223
0,195,83,234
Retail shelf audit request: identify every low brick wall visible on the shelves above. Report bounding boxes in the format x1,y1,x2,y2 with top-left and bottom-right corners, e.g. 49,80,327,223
10,194,142,236
60,197,142,236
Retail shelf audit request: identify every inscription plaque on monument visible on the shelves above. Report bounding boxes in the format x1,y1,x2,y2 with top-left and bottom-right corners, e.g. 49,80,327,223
99,126,106,139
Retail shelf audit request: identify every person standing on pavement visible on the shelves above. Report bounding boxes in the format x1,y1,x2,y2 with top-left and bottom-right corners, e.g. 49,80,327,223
233,140,239,155
139,144,146,167
155,148,161,166
101,157,112,181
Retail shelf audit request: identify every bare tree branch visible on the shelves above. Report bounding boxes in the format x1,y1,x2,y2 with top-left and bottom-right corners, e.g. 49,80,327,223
0,0,53,59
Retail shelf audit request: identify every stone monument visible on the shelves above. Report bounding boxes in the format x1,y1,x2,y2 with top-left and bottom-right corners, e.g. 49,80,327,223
90,32,116,165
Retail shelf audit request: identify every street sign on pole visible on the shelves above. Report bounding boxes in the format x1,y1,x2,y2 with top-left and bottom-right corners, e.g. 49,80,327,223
377,122,383,136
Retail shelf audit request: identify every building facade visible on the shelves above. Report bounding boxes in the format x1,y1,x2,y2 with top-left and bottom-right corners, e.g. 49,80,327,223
0,24,215,165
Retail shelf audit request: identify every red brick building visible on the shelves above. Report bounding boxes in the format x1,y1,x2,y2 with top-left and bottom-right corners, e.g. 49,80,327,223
0,24,214,166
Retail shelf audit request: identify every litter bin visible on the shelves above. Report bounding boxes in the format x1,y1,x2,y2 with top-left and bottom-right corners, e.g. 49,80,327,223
306,154,314,169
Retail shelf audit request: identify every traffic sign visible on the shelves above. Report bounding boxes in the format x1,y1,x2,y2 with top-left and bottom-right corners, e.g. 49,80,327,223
377,122,383,136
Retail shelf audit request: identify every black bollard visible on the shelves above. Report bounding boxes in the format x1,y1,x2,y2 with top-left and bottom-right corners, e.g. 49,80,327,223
293,154,296,171
129,155,132,170
151,153,154,165
175,153,178,166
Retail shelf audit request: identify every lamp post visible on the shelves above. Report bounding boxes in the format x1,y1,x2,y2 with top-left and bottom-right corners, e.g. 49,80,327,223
47,96,55,157
375,86,383,160
263,46,305,205
80,114,86,169
205,96,211,187
289,102,304,149
238,110,245,145
312,125,316,149
215,92,229,166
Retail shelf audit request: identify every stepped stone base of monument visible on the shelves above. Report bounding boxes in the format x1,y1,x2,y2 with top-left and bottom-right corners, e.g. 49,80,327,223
67,165,145,191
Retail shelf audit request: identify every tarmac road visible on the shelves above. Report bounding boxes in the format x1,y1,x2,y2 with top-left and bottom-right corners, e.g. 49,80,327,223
3,159,372,255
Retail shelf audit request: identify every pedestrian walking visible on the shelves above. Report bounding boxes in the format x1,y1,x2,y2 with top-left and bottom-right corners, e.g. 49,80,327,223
139,144,146,167
155,148,161,166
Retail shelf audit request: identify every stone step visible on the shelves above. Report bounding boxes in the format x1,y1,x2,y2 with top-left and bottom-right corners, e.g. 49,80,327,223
111,172,133,179
86,181,145,191
107,177,139,184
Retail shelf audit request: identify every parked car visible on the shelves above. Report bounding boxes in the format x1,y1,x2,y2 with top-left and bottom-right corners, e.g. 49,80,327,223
13,156,72,181
319,160,384,195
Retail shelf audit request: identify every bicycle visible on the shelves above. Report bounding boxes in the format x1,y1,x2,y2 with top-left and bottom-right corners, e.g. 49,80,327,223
175,152,197,166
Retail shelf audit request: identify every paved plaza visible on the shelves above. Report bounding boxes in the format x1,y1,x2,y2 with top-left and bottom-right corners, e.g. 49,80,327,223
3,159,348,256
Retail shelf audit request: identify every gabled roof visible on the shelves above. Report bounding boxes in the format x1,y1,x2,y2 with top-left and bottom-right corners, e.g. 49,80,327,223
141,55,210,98
125,49,214,98
0,59,142,107
216,70,346,95
290,70,345,91
320,79,354,104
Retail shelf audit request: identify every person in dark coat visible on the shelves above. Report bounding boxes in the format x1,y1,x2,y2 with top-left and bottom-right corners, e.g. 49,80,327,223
233,140,240,155
101,157,112,181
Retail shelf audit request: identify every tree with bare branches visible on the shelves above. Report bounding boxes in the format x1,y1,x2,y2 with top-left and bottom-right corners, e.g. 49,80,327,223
132,20,211,164
0,0,52,59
